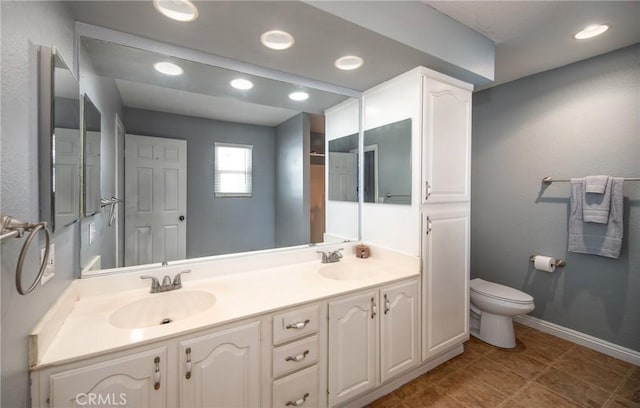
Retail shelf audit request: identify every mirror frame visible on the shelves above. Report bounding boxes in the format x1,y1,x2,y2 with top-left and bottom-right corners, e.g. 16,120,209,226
38,45,81,233
75,22,364,276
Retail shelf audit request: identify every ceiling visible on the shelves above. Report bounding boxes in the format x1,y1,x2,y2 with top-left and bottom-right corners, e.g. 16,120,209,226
425,1,640,89
69,1,639,94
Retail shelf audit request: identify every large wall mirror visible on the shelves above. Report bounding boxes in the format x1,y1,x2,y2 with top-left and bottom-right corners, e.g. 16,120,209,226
39,46,81,233
82,95,102,217
79,37,360,273
363,118,412,205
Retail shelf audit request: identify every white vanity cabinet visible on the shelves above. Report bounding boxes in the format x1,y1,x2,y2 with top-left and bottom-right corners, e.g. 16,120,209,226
45,347,168,408
328,278,419,406
421,77,472,205
362,66,472,364
270,303,327,408
178,321,261,408
421,205,470,360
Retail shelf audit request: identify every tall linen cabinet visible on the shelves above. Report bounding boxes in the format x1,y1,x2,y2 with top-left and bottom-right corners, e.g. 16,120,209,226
362,67,472,362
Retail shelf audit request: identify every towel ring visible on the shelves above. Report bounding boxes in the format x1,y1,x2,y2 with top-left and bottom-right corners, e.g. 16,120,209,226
1,216,52,295
15,222,51,295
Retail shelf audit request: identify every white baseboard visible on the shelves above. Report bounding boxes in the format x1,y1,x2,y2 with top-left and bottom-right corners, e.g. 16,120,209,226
514,315,640,366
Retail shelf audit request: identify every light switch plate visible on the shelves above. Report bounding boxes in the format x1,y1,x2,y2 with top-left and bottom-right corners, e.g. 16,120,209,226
40,244,55,286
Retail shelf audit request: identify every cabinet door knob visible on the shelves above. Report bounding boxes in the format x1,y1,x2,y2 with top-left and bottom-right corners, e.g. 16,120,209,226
286,393,310,406
371,297,377,319
154,356,161,390
426,216,432,235
179,215,185,221
425,181,432,200
185,347,192,380
384,294,390,315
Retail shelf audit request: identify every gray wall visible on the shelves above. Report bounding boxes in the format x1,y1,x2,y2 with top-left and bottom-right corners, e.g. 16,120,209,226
275,113,311,247
124,108,276,257
1,2,77,407
79,40,124,271
472,45,640,351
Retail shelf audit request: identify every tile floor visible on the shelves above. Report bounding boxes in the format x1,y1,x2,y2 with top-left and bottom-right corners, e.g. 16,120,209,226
369,323,639,408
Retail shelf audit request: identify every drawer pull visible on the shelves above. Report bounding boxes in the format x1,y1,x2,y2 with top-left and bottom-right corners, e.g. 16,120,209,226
285,350,310,362
154,356,161,390
286,392,309,407
185,347,192,380
286,319,310,330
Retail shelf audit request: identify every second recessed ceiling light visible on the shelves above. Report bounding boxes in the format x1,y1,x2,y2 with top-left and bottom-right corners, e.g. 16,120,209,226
154,61,183,76
153,0,199,22
289,91,309,101
260,30,295,50
230,78,254,90
335,55,364,71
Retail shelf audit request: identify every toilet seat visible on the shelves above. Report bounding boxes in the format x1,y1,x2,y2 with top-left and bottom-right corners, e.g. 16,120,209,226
470,278,533,305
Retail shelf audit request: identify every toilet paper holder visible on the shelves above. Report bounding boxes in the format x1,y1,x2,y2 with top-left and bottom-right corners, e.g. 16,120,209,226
529,255,566,268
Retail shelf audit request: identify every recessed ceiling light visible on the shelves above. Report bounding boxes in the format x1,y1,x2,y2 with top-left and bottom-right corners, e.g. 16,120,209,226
153,0,199,22
260,30,295,50
154,61,183,76
230,78,254,90
574,24,610,40
335,55,364,71
289,91,309,101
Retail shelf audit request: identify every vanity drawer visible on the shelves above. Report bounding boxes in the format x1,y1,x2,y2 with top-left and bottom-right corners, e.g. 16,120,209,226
273,334,319,378
273,365,319,408
273,304,320,345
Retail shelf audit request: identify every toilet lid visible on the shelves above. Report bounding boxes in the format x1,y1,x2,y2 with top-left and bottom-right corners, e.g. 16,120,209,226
470,278,533,304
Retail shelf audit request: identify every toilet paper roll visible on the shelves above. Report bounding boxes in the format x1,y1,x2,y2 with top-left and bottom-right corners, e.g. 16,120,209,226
534,256,556,273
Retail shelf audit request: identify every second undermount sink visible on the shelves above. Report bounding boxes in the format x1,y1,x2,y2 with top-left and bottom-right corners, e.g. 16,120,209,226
109,290,216,329
318,263,383,281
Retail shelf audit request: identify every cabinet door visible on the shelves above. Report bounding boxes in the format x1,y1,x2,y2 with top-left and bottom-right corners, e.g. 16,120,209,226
49,347,167,408
380,279,419,382
328,290,378,406
422,207,470,360
179,321,261,408
422,77,472,204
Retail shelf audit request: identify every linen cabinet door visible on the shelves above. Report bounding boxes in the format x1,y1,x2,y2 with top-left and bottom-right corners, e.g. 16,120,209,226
422,77,472,204
49,347,168,408
380,279,420,382
328,290,379,406
179,321,261,408
422,206,470,360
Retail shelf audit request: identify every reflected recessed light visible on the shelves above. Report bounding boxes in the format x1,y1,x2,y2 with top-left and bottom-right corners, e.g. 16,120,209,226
289,91,309,101
335,55,364,71
153,0,199,22
574,24,610,40
154,61,183,76
230,78,254,90
260,30,295,50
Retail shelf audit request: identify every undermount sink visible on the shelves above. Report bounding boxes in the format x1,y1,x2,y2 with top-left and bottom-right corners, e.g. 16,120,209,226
318,263,383,281
109,290,216,329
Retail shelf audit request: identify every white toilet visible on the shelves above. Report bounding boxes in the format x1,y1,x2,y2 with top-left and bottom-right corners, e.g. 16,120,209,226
469,278,535,348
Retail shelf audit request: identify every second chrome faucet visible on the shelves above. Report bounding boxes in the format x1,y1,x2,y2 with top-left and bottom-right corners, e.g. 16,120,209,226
141,270,191,293
317,248,343,264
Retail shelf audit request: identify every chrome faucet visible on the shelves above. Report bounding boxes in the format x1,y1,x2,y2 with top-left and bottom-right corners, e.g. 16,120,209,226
317,248,343,264
141,270,191,293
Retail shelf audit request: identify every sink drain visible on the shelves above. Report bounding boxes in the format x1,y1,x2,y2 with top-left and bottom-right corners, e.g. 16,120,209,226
160,318,173,325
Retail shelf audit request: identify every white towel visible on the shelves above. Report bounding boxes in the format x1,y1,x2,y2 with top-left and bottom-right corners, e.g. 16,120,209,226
585,175,609,193
583,176,612,224
569,178,624,259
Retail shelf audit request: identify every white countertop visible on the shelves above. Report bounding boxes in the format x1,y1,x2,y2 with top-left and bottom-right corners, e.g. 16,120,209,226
32,246,419,369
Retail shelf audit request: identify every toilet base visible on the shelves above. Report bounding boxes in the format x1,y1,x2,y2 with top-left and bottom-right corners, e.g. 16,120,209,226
470,311,516,349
